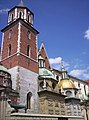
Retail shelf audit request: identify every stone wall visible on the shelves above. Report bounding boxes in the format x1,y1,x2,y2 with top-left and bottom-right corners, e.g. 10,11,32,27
6,113,84,120
38,90,66,115
9,66,39,113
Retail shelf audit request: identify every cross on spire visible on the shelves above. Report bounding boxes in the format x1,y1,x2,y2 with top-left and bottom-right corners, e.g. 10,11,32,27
61,59,64,69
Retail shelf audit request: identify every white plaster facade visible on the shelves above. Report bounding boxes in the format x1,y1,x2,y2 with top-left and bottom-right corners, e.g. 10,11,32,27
70,77,88,100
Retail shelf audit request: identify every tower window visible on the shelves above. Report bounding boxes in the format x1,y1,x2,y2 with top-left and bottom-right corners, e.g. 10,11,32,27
84,85,86,95
52,83,56,90
39,59,45,68
27,31,31,39
8,44,11,56
8,15,11,22
78,83,80,87
56,75,59,80
11,14,14,21
27,45,31,57
18,11,23,19
38,55,45,68
28,15,30,22
9,30,12,39
19,11,23,19
20,12,22,18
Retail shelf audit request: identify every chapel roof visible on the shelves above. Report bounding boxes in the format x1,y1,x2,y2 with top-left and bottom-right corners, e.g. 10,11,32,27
39,68,57,80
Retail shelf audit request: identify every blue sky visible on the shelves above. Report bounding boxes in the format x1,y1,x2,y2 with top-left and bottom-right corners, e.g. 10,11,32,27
0,0,89,80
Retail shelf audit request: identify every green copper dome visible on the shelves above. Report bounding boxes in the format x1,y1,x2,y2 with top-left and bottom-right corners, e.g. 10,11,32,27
0,65,10,74
39,68,57,80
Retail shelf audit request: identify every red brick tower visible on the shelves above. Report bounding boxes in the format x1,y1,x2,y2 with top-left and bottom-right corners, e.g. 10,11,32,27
1,1,39,112
1,1,39,73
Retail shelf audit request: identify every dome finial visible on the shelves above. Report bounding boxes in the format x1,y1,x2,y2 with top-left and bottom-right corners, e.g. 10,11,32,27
60,59,68,79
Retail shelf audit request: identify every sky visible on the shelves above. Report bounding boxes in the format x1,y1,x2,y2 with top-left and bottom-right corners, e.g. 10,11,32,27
0,0,89,80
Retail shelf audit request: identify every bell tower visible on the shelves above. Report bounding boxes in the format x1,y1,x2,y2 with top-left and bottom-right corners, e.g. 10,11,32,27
1,0,38,72
1,1,39,112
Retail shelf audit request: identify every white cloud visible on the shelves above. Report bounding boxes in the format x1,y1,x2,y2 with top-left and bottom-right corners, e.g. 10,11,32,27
49,57,69,70
84,28,89,40
63,61,70,67
83,74,89,79
70,69,89,80
49,57,62,65
82,51,86,55
74,64,78,69
87,66,89,70
70,69,85,77
0,8,10,14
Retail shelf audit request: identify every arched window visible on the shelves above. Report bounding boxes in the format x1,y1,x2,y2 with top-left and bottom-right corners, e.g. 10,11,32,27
19,12,22,18
74,90,77,96
27,31,31,39
28,15,30,22
18,11,23,19
27,45,31,57
9,30,12,39
19,11,23,19
27,92,32,109
39,81,44,88
66,91,72,97
38,56,45,68
84,85,86,95
8,44,11,56
52,83,56,90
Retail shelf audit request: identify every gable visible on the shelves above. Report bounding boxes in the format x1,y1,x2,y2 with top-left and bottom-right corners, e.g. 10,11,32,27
38,43,51,70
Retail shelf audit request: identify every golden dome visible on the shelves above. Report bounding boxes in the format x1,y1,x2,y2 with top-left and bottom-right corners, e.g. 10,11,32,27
58,79,76,89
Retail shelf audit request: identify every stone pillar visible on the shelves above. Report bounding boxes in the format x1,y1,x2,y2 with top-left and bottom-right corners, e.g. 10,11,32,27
0,91,13,120
87,108,89,120
0,98,8,120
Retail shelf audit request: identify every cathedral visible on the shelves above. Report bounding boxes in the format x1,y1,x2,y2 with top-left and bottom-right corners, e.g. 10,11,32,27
0,1,89,120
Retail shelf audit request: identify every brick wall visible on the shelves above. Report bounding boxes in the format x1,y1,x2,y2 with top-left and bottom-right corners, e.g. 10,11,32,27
2,24,18,59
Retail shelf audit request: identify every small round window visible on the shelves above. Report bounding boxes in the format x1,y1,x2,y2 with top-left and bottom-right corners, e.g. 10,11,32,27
66,91,72,97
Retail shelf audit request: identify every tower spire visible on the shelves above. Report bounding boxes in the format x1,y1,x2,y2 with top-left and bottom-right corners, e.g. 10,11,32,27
61,59,68,79
18,0,25,7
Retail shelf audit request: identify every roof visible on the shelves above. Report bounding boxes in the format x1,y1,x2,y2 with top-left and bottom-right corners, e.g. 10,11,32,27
38,89,66,97
39,68,57,80
0,64,10,74
69,75,88,84
8,1,34,16
58,79,76,89
86,80,89,86
10,104,26,109
65,97,80,100
1,18,39,34
38,42,51,69
52,68,88,84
